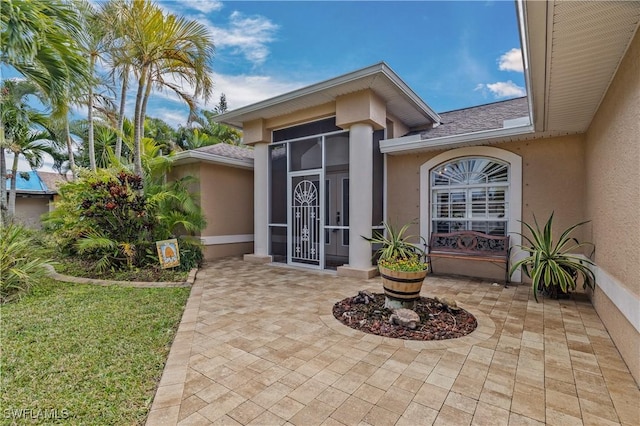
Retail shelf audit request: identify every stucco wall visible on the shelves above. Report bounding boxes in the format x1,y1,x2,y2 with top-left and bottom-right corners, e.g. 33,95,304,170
199,163,253,238
584,29,640,383
15,196,51,229
386,135,587,281
170,161,254,261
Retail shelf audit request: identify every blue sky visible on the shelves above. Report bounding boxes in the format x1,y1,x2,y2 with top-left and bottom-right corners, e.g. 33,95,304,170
152,0,525,127
5,0,525,171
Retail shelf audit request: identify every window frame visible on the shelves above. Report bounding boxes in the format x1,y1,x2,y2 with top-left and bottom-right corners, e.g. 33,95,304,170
430,157,509,236
419,146,522,281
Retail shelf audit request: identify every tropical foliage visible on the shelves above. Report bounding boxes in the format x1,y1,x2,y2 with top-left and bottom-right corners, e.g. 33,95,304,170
509,212,596,301
1,79,59,216
44,168,205,273
0,224,53,303
364,222,429,272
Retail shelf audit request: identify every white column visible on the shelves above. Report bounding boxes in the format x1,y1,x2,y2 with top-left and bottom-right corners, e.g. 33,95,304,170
347,123,374,272
245,142,271,263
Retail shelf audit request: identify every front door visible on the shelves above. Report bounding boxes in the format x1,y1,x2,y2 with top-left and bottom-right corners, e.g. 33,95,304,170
289,174,321,267
325,171,349,268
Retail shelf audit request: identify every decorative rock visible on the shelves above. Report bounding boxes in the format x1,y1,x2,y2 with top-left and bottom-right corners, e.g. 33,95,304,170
434,296,460,311
389,308,421,329
353,290,375,305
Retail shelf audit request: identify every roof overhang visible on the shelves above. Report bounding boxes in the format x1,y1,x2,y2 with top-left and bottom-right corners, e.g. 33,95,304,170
381,0,640,155
173,150,254,170
214,62,441,130
524,0,640,134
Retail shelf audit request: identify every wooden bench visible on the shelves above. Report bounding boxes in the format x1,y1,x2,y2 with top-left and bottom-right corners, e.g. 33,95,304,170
427,231,511,284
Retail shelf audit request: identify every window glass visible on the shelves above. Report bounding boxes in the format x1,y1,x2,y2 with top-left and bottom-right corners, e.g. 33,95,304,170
431,157,509,236
269,144,287,224
372,130,384,225
324,133,349,168
290,137,322,171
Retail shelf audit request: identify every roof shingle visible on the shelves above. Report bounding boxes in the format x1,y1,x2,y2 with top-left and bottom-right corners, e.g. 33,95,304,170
417,97,529,139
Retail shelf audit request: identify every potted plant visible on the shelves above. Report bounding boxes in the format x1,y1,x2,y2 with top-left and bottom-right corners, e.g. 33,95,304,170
364,222,429,309
510,212,596,301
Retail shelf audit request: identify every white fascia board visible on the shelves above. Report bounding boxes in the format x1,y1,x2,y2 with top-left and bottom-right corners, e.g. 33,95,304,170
380,125,535,155
173,151,254,170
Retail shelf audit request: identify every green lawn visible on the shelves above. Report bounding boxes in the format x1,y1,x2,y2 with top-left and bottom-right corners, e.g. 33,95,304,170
0,279,190,425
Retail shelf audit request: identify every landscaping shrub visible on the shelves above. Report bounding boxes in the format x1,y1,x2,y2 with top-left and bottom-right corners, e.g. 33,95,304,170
43,168,206,275
0,223,53,303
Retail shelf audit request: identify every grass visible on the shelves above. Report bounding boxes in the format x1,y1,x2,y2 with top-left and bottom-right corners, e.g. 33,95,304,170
0,278,190,425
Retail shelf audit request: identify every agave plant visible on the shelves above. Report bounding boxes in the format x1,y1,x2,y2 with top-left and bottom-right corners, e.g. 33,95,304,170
364,222,427,271
510,212,596,301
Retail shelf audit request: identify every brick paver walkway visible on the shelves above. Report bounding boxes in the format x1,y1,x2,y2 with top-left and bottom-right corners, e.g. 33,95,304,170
146,258,639,425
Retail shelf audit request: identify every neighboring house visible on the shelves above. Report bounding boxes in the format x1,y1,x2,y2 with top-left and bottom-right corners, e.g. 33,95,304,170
183,1,639,383
5,170,66,228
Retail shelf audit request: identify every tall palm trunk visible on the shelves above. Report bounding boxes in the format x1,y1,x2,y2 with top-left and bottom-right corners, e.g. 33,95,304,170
87,55,97,171
65,118,76,178
0,123,7,220
7,152,19,216
115,70,128,161
139,72,153,145
133,65,148,179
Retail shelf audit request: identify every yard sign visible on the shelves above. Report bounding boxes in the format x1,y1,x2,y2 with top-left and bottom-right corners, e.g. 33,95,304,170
156,239,180,269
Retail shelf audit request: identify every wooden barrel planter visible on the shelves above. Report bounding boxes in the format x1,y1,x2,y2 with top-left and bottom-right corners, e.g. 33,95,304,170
378,265,428,302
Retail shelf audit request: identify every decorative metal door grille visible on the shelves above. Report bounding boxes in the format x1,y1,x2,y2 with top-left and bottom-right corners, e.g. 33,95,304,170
291,179,320,265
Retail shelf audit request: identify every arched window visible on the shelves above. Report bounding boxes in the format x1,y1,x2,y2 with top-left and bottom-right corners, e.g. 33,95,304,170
419,146,523,281
431,157,509,236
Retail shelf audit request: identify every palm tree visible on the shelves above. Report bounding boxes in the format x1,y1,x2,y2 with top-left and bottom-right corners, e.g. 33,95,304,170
114,0,214,178
1,0,90,213
76,0,115,171
0,0,90,106
0,80,57,216
101,0,132,162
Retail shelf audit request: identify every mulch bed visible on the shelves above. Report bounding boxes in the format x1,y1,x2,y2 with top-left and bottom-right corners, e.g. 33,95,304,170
333,292,477,341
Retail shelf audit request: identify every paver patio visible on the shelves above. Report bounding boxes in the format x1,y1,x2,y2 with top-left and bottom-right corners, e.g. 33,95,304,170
146,257,639,426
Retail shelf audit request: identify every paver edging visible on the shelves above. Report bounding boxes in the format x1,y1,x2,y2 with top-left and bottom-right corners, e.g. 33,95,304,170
44,263,196,288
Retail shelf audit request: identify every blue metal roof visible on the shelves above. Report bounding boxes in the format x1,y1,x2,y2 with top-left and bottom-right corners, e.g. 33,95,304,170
5,170,49,192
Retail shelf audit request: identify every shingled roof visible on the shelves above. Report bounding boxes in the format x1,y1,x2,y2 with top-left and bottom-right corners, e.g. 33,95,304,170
417,97,529,139
192,143,254,161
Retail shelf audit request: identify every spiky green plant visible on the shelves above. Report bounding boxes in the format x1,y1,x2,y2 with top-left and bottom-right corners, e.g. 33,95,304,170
510,212,596,301
0,224,53,303
364,222,426,262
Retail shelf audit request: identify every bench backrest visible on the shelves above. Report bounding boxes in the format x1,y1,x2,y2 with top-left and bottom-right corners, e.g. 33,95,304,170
429,231,509,256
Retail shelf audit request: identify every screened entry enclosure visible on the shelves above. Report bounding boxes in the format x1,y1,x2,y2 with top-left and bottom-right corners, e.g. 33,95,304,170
268,118,383,270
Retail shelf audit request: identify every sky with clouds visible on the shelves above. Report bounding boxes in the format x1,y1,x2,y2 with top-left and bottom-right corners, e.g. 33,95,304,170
5,0,525,171
147,0,526,127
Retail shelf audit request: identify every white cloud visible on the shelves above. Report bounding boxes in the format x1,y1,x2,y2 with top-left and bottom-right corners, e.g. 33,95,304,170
485,80,526,97
181,0,223,14
157,3,278,66
159,0,223,16
498,48,523,72
209,72,306,110
152,107,190,128
209,11,279,65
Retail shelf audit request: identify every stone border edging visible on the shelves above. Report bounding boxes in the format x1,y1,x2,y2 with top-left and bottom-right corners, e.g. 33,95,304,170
44,264,196,288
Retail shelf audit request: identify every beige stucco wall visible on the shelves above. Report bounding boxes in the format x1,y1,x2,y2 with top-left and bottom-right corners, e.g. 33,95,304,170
170,162,254,261
199,163,253,238
584,29,640,383
336,90,386,130
14,196,51,229
386,135,587,281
